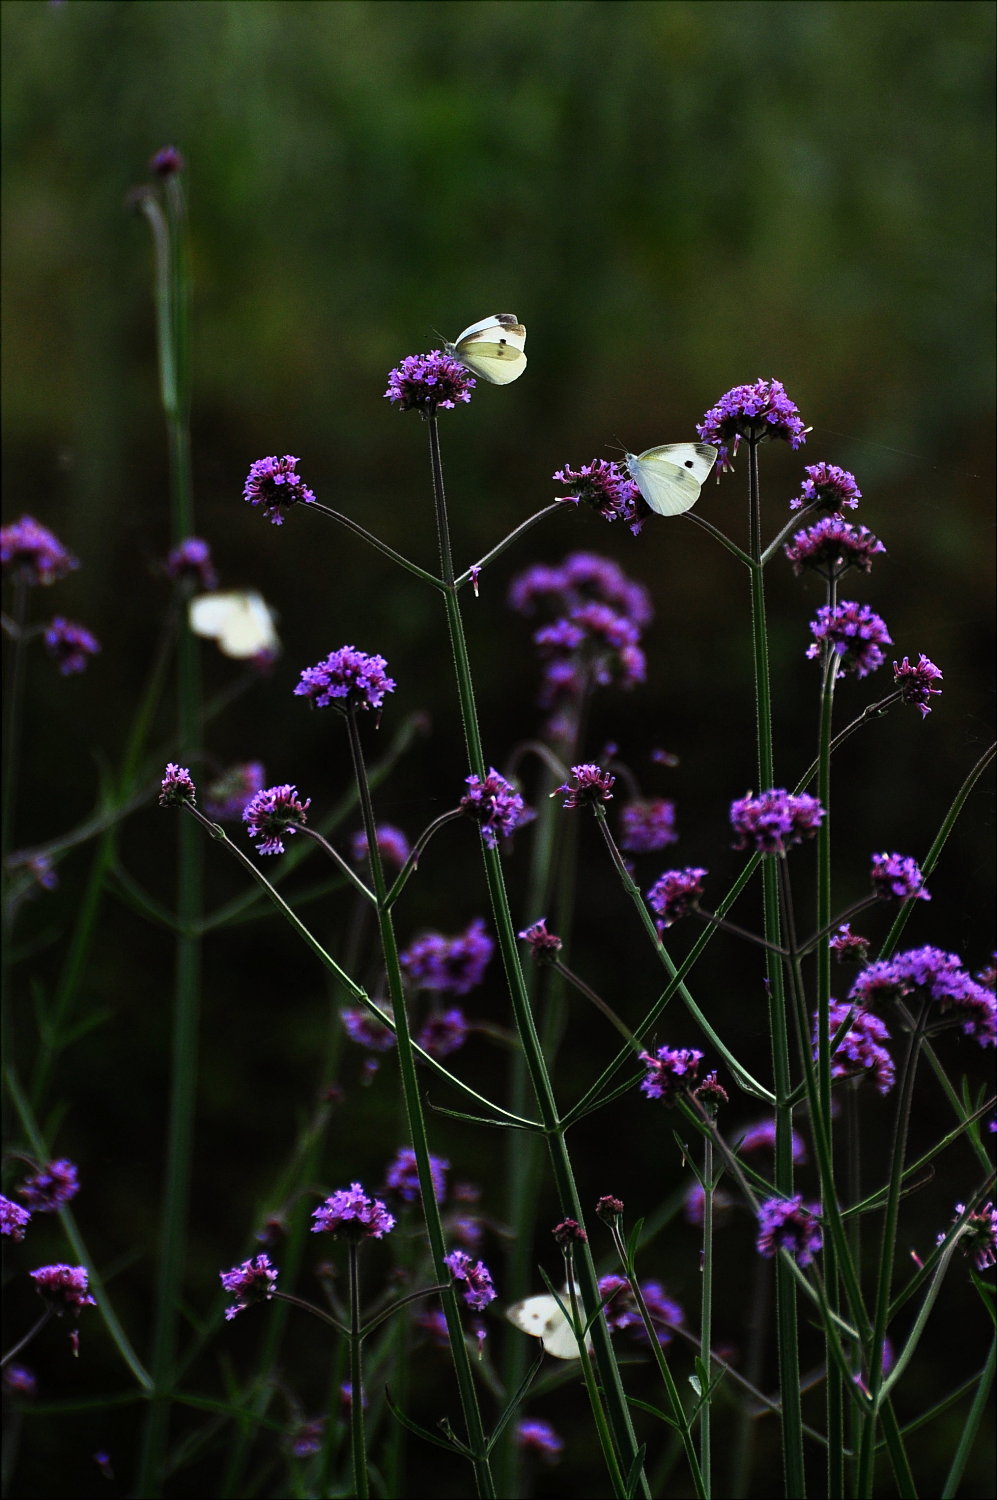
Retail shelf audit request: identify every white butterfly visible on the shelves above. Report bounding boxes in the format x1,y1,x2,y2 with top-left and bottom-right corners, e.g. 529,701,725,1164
189,591,279,659
506,1282,593,1360
444,313,527,385
625,442,718,517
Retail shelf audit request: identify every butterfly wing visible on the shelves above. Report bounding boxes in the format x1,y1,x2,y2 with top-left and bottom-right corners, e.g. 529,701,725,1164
189,592,278,659
447,313,527,385
506,1285,591,1359
627,442,718,517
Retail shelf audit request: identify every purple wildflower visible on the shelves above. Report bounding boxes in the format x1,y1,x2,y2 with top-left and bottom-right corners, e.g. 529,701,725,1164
165,537,217,590
242,455,316,526
893,654,943,717
599,1275,683,1345
534,603,646,693
807,601,893,678
2,1365,37,1397
784,516,883,578
29,1264,96,1315
203,762,266,820
939,1202,997,1272
683,1180,734,1226
400,918,493,995
518,918,563,962
830,924,871,965
647,867,708,928
219,1254,278,1319
595,1195,625,1224
385,1147,448,1204
516,1419,564,1459
289,1418,325,1459
17,1159,79,1212
416,1007,470,1058
150,145,184,176
1,1195,31,1240
756,1197,823,1267
159,763,196,807
312,1183,395,1241
736,1120,807,1163
243,783,311,855
789,462,862,512
444,1249,497,1310
817,1001,895,1094
294,645,395,713
415,1306,451,1346
849,947,995,1047
350,824,411,869
552,1218,588,1247
619,797,678,853
508,552,653,627
696,1071,729,1109
340,1006,395,1052
553,459,645,531
730,789,825,855
23,855,58,893
869,852,930,903
460,768,529,847
1,515,78,586
638,1046,704,1104
43,618,100,675
384,350,475,412
696,379,808,469
556,763,615,809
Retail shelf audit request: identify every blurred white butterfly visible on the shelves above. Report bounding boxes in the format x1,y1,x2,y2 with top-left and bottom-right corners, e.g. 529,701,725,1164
506,1282,592,1360
189,591,278,660
625,442,718,517
444,313,527,385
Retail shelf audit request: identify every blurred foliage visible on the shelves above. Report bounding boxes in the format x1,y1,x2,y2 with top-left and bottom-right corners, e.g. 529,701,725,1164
2,2,994,1497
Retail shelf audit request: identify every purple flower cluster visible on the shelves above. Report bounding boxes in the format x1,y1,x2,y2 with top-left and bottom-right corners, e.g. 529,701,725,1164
849,947,994,1047
646,867,708,928
159,763,196,807
829,924,871,964
165,537,218,591
400,918,493,994
312,1183,396,1240
869,852,930,903
243,784,311,855
220,1253,279,1319
242,455,316,526
756,1196,823,1267
556,763,615,809
459,768,529,847
30,1263,96,1315
736,1119,807,1162
444,1249,497,1309
509,552,653,626
817,1000,895,1094
618,797,678,853
150,145,184,176
17,1158,79,1212
784,517,884,579
385,1147,448,1204
939,1202,997,1272
1,515,78,586
552,459,645,532
416,1007,469,1059
1,1195,32,1240
42,618,101,676
384,350,475,412
340,1006,395,1053
789,462,862,512
807,601,893,678
518,917,563,963
730,789,824,855
516,1419,564,1459
294,645,395,713
599,1274,683,1345
696,379,808,469
893,654,943,716
203,762,266,821
351,824,411,869
638,1046,704,1104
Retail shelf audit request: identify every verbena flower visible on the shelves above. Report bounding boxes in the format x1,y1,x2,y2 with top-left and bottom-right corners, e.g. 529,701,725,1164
647,867,708,927
807,601,893,678
696,1070,728,1109
756,1197,823,1266
1,515,78,586
219,1254,278,1319
1,1195,31,1240
43,618,100,676
29,1264,96,1315
817,1000,895,1094
518,918,563,962
444,1249,497,1310
830,924,871,964
869,852,930,902
243,783,311,855
400,918,493,995
893,654,943,716
312,1183,396,1240
340,1006,395,1052
556,763,615,809
552,459,645,532
460,768,529,847
599,1274,683,1345
850,947,995,1047
939,1202,997,1272
288,1418,325,1459
165,537,217,590
508,552,653,627
242,455,316,526
682,1180,734,1226
638,1046,704,1103
619,797,678,853
789,462,862,512
595,1194,625,1224
534,603,646,691
384,351,475,412
294,645,395,713
784,516,884,578
516,1419,564,1459
736,1119,808,1162
150,145,184,176
416,1007,469,1058
697,378,808,468
2,1365,37,1397
730,789,824,854
203,762,266,820
17,1159,79,1212
552,1218,587,1247
385,1147,448,1204
159,763,196,806
350,824,411,869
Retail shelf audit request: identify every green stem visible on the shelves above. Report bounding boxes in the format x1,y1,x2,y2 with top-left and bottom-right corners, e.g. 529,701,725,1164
347,1240,370,1500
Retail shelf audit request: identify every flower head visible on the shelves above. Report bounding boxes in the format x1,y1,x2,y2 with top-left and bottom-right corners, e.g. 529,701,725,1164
384,351,475,412
386,1147,448,1204
415,1007,469,1059
351,824,410,869
2,1365,37,1397
869,852,930,903
647,867,708,928
619,797,678,853
939,1202,997,1272
516,1419,564,1459
817,1001,895,1094
638,1046,704,1104
756,1197,823,1267
850,946,995,1046
294,646,395,713
508,552,653,627
736,1119,808,1162
829,924,871,965
243,783,311,855
312,1183,396,1241
201,762,265,821
150,145,184,176
444,1249,497,1310
400,918,493,995
43,618,100,676
1,515,78,586
340,1006,395,1053
17,1159,79,1212
220,1254,278,1319
242,455,316,526
29,1264,96,1315
552,1218,588,1247
730,789,824,855
784,517,883,578
553,459,645,532
159,763,196,807
595,1195,625,1225
807,601,892,678
789,462,862,512
893,654,943,717
165,537,217,590
518,918,563,963
697,379,808,469
460,768,529,847
599,1274,683,1345
1,1195,32,1240
556,763,615,809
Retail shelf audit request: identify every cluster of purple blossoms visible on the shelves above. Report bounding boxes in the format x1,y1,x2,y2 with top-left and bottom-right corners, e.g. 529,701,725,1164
849,946,995,1047
696,379,808,469
416,1007,469,1059
784,516,884,579
599,1275,684,1346
619,797,678,853
869,852,930,902
459,768,529,848
789,462,862,512
219,1254,279,1319
2,1365,37,1397
312,1184,396,1241
552,459,645,533
350,824,411,869
939,1202,997,1272
509,552,653,626
1,1195,32,1240
165,537,218,591
294,645,395,714
288,1418,325,1460
730,789,825,855
203,762,266,820
444,1249,497,1310
756,1196,823,1267
515,1419,564,1459
385,1147,448,1204
159,763,196,807
30,1264,96,1315
736,1119,807,1163
242,455,316,526
44,618,100,676
893,654,943,716
807,601,892,678
557,763,615,809
816,1000,895,1094
683,1180,735,1227
518,917,563,963
150,144,184,176
17,1158,79,1212
647,866,707,928
400,918,493,994
638,1046,704,1104
340,1005,395,1054
242,784,311,855
829,924,872,964
1,515,78,586
384,350,475,412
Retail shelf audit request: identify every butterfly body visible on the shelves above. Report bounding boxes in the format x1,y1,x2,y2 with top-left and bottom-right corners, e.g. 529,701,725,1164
445,313,527,385
506,1282,592,1360
189,591,278,659
625,442,718,516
